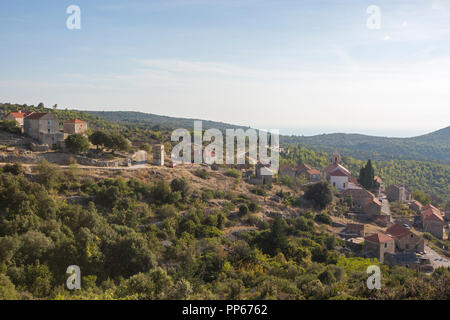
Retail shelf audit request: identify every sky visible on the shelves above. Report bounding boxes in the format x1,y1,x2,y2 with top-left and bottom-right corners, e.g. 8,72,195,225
0,0,449,137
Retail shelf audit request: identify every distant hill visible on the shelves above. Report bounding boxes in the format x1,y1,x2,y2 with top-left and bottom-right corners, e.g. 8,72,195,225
88,111,449,164
282,127,450,165
85,111,251,132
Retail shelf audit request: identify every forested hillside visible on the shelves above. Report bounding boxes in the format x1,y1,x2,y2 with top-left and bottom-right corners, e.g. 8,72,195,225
0,164,448,300
281,127,450,165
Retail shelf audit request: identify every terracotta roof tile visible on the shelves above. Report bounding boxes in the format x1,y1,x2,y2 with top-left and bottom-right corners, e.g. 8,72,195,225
364,232,393,244
64,119,87,124
386,223,411,239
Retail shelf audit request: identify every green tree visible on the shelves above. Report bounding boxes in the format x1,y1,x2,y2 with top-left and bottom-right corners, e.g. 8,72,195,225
412,190,431,205
106,133,130,154
0,274,19,299
65,134,90,154
36,159,61,190
89,130,110,150
2,163,25,175
238,204,249,216
170,177,189,198
359,160,375,190
304,181,333,209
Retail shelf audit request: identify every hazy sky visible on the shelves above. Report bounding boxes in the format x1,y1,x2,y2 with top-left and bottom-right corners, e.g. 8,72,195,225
0,0,449,137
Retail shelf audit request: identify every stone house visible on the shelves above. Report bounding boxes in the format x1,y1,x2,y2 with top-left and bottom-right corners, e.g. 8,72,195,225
305,169,321,182
255,162,273,185
279,164,296,180
374,176,384,195
409,200,423,213
386,223,424,253
4,111,34,127
386,185,411,203
63,119,88,135
421,204,445,239
364,232,395,263
24,113,65,146
345,223,365,237
295,163,311,176
363,198,382,217
341,188,375,210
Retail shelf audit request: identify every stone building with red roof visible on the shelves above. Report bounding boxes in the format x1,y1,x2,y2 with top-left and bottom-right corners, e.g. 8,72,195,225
363,198,382,217
364,232,395,263
421,204,445,239
386,223,424,253
24,112,65,146
4,110,34,127
63,119,88,135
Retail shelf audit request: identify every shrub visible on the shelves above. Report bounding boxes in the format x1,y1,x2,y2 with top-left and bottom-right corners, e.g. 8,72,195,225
2,163,24,175
193,169,210,180
239,204,249,216
304,181,332,209
1,120,21,134
315,213,332,225
224,169,241,179
159,204,178,218
65,134,90,154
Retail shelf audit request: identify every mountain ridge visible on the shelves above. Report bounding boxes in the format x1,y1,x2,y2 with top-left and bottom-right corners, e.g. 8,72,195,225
84,110,449,164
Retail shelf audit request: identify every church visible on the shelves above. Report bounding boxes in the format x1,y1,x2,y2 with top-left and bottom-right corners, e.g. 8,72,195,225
325,148,352,190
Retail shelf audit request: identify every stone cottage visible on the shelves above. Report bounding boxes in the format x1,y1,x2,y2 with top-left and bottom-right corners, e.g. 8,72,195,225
363,198,382,217
386,185,411,203
386,223,424,253
364,232,395,263
341,188,375,210
24,113,65,146
421,204,445,239
4,111,34,127
63,119,88,135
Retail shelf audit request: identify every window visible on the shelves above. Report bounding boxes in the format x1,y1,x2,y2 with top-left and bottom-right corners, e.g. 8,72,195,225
384,243,387,248
411,234,413,238
406,244,409,249
48,129,50,134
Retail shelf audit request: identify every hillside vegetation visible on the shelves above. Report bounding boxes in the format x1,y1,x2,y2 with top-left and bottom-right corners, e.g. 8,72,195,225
282,127,450,165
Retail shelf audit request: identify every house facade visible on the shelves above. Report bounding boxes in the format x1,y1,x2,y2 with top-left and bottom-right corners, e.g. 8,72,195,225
4,111,34,127
386,185,411,203
24,113,64,146
363,198,382,217
409,200,423,213
386,223,424,253
63,119,88,134
306,169,321,181
364,232,395,263
421,204,445,239
341,188,375,210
